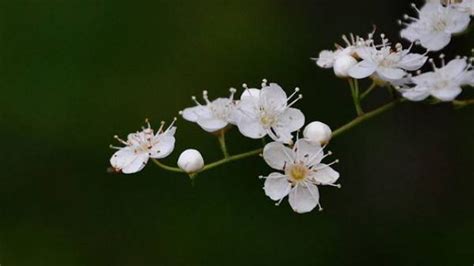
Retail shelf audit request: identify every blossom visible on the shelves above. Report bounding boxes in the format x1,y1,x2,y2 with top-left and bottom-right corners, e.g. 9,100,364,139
399,2,471,51
235,80,305,144
400,56,474,101
110,119,176,174
303,121,332,145
177,149,205,173
260,139,340,214
180,88,237,133
348,35,428,82
314,32,374,78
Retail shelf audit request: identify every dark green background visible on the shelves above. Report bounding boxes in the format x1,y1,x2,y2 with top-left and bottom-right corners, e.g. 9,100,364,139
0,0,473,265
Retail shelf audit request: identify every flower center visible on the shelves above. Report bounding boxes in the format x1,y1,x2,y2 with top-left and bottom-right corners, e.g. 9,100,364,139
287,164,309,182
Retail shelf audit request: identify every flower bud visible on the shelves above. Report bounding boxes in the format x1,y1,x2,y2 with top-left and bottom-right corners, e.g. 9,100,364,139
177,149,204,173
303,121,332,145
333,55,357,78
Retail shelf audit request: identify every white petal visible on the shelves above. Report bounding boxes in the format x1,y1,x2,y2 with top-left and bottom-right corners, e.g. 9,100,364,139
400,26,420,42
294,139,322,165
277,108,305,133
121,153,149,174
237,117,267,139
419,32,451,51
263,142,295,170
462,70,474,86
431,86,462,101
110,147,136,170
288,183,319,214
376,67,407,81
149,134,176,159
445,9,471,33
398,53,428,71
181,106,212,122
240,88,261,101
348,60,377,79
312,164,340,185
442,58,467,77
197,118,228,132
411,71,437,85
316,50,336,68
354,46,375,61
259,83,288,111
268,127,293,144
263,173,291,201
402,89,431,101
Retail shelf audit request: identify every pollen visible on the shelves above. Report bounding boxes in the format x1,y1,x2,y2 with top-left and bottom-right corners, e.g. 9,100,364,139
288,164,308,182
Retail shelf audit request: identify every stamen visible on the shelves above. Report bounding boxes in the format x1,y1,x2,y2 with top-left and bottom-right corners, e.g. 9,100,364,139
287,94,303,108
428,58,437,70
287,87,300,102
439,54,446,66
157,121,166,133
410,3,420,13
326,183,342,188
191,96,201,106
261,78,268,87
114,135,128,145
229,87,237,100
317,203,323,212
109,144,122,150
202,90,210,104
165,117,177,132
314,159,339,171
342,34,351,46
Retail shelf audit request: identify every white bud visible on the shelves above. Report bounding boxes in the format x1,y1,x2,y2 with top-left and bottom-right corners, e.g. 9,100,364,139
303,121,332,145
177,149,204,173
333,55,357,78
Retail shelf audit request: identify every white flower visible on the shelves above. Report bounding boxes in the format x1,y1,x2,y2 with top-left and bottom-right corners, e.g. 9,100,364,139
314,32,374,78
348,35,428,81
399,2,471,51
401,56,474,101
177,149,205,173
260,139,340,214
235,80,305,144
303,121,332,145
180,88,237,133
110,119,177,174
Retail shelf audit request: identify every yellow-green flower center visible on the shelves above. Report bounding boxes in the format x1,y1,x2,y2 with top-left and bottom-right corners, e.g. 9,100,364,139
288,164,309,182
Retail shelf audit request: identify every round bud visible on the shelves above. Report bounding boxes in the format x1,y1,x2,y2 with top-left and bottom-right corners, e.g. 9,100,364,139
177,149,204,173
333,55,357,78
303,121,332,145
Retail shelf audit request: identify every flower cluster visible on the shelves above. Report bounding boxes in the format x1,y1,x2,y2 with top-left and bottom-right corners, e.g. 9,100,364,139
316,33,428,85
109,0,473,215
315,0,473,103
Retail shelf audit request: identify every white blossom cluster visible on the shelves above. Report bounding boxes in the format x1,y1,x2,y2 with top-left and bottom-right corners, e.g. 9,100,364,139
108,0,473,215
110,80,339,213
315,0,474,103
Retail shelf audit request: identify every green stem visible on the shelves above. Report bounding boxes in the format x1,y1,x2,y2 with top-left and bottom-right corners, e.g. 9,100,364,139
360,81,377,100
199,148,262,173
218,131,230,158
151,159,184,173
332,99,401,138
348,79,364,116
453,99,474,109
